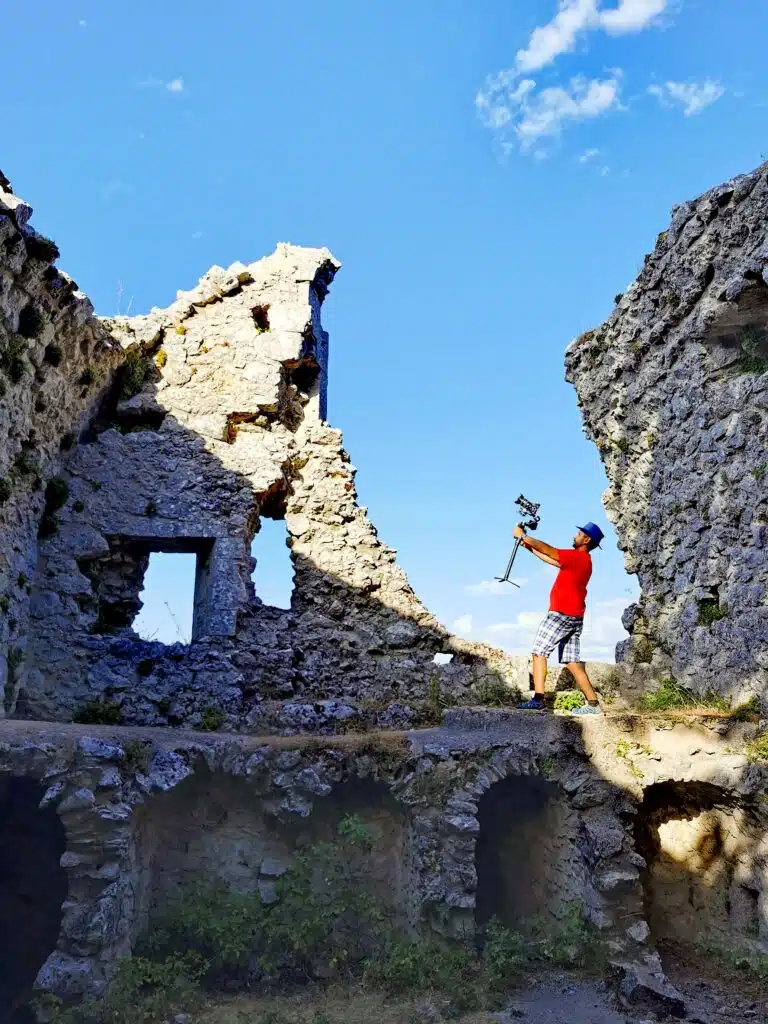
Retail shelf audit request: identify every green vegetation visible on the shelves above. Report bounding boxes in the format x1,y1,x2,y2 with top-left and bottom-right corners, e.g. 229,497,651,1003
0,477,11,504
730,694,761,722
199,706,226,732
615,739,645,781
554,690,585,712
639,677,730,713
37,953,206,1024
752,465,767,483
422,672,455,724
0,337,27,382
6,645,23,681
122,739,152,775
38,476,71,538
632,637,655,663
155,348,168,367
37,811,605,1024
697,597,728,627
119,348,155,398
472,676,521,707
538,757,557,780
18,305,45,339
14,451,37,477
73,699,124,725
740,326,768,375
746,731,768,762
145,501,158,517
697,936,768,989
0,595,9,614
26,233,60,263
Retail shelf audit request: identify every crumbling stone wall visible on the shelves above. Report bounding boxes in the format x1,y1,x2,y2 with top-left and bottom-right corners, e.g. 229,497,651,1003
0,191,534,727
566,161,768,702
0,714,691,1009
0,175,121,717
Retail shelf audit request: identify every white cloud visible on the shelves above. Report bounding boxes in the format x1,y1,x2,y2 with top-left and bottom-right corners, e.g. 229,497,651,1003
519,75,622,146
514,0,668,74
579,147,601,162
599,0,668,34
466,579,528,596
78,19,87,27
478,0,670,152
452,614,473,637
516,0,597,74
139,76,186,94
479,73,623,149
648,79,725,116
191,230,203,240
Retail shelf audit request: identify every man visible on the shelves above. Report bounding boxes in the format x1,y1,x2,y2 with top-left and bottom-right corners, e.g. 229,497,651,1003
515,521,605,715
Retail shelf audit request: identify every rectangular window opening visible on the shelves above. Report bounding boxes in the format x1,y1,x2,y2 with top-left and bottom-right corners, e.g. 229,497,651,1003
250,518,295,610
133,552,197,645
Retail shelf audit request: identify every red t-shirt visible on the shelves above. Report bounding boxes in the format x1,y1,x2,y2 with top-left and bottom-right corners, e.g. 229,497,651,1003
549,549,592,617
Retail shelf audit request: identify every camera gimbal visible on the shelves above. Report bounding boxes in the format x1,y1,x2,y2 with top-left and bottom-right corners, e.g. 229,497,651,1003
495,494,541,587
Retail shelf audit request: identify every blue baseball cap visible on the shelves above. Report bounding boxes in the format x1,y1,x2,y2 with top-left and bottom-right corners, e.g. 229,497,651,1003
577,522,604,548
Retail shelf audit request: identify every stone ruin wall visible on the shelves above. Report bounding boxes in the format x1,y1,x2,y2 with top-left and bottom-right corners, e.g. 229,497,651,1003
0,172,124,717
3,712,766,1017
4,165,768,1021
566,161,768,705
0,170,556,731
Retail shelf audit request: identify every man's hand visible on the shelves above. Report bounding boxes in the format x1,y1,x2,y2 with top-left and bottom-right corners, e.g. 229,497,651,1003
513,524,526,540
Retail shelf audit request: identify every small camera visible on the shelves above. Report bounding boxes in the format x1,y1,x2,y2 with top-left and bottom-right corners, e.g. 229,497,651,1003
515,494,541,531
495,494,542,586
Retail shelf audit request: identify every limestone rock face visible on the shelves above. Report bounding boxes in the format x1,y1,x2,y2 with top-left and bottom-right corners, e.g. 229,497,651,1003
0,176,122,717
566,161,768,701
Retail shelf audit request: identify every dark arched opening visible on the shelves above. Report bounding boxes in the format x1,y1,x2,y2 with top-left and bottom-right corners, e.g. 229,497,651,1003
475,774,586,931
0,776,68,1020
635,781,766,953
135,772,409,942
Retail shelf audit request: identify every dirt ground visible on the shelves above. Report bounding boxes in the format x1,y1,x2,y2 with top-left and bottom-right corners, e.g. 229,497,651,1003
193,952,768,1024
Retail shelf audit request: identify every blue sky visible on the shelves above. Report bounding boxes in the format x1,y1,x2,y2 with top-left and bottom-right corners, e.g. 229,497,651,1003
4,1,767,658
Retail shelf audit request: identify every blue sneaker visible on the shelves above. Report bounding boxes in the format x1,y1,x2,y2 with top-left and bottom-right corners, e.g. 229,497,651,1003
518,697,547,711
570,703,602,716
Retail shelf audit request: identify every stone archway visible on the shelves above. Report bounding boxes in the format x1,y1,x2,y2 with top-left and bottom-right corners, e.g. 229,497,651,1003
474,774,588,930
0,776,68,1021
635,780,768,953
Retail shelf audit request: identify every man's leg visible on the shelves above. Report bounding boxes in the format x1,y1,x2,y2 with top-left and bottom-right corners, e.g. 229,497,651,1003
532,654,548,697
561,621,601,714
519,615,558,709
565,662,598,704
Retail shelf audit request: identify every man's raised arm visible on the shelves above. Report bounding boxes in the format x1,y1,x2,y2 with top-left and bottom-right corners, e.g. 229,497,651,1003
513,525,560,567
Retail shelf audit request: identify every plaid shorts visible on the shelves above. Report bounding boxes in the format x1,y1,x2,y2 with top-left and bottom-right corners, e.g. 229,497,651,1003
532,611,584,664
